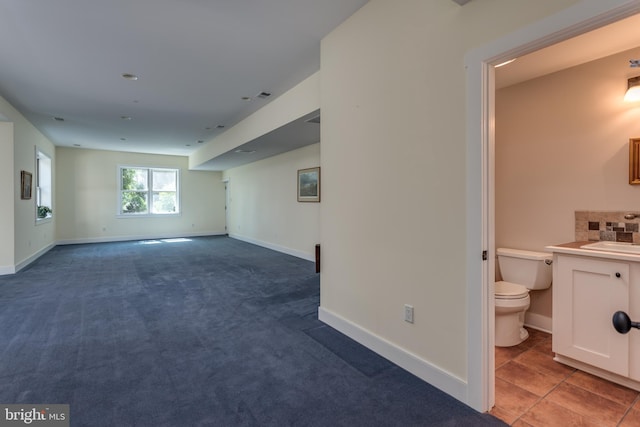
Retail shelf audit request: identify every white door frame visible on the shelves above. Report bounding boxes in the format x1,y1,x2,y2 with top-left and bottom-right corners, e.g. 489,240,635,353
464,0,640,412
223,177,230,235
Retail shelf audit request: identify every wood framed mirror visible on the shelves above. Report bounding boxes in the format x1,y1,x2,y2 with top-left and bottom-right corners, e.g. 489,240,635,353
630,138,640,185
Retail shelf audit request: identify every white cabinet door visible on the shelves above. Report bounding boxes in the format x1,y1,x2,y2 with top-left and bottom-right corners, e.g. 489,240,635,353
553,255,629,376
629,262,640,381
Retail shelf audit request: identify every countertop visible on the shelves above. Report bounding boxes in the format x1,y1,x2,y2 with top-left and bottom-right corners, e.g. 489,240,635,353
546,241,640,262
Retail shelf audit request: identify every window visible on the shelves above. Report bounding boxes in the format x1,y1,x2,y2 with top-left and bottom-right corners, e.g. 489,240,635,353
36,149,53,221
119,167,179,215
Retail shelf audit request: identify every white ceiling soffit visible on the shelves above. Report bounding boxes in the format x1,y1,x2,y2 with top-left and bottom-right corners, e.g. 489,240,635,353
0,1,368,157
496,12,640,89
196,110,321,171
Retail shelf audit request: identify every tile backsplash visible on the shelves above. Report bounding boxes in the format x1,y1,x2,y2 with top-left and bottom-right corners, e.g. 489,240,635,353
575,211,640,243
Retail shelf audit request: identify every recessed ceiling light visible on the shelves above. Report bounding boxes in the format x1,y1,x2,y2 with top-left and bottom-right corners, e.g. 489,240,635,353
241,96,251,101
53,117,64,121
205,127,212,130
234,149,256,154
186,144,191,147
120,115,132,120
197,140,204,144
122,73,139,81
256,91,271,99
120,137,127,141
216,125,225,129
133,100,139,103
73,144,81,147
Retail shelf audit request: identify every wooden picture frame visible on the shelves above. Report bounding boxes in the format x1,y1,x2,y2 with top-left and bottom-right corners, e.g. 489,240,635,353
21,171,32,200
630,138,640,185
297,167,320,202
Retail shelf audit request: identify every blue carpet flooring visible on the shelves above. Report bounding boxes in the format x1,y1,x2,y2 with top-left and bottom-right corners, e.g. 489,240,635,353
0,236,505,426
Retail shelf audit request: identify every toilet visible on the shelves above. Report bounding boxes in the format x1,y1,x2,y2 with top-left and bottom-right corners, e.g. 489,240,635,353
495,248,553,347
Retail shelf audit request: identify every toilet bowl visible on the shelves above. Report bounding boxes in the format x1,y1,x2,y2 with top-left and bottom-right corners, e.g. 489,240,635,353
495,248,552,347
495,281,530,347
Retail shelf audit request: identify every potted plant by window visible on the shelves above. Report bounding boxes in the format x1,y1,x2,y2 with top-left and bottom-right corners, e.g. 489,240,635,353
37,205,52,219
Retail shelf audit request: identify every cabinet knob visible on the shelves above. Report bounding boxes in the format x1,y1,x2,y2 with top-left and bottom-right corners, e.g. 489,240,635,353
613,311,640,334
615,272,621,278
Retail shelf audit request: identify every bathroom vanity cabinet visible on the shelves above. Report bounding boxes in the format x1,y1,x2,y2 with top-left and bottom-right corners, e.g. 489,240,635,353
547,243,640,390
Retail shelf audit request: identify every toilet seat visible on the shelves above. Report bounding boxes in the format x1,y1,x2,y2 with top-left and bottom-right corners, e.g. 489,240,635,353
495,281,528,299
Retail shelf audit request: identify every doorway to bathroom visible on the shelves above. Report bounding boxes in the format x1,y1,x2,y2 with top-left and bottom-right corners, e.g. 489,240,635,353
466,0,640,413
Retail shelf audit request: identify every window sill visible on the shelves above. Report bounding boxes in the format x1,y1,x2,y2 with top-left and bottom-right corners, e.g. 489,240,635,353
116,213,181,219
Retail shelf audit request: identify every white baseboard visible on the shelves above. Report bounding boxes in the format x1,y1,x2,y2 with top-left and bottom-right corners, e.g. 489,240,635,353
229,233,315,262
0,265,16,275
13,243,56,274
524,312,552,334
318,306,468,405
56,231,226,246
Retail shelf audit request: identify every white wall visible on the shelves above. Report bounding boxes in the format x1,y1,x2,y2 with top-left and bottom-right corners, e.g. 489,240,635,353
223,143,320,261
319,0,580,401
496,46,640,321
0,122,15,272
0,94,56,273
56,148,226,243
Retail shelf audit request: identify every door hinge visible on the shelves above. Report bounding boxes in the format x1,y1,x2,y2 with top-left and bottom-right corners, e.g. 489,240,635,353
482,250,488,261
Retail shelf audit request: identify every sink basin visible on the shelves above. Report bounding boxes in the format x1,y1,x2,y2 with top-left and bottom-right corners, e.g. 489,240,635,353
580,241,640,254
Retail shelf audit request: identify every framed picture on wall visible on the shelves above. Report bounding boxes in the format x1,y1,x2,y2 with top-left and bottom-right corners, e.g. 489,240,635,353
630,137,640,185
297,167,320,202
21,170,32,200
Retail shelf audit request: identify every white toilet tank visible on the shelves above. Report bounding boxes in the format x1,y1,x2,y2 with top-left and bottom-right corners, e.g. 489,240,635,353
497,248,553,290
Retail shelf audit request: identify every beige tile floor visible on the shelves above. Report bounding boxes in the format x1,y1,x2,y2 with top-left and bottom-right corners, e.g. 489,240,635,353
490,328,640,426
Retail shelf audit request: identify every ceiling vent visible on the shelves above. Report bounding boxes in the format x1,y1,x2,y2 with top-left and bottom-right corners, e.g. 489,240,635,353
256,91,271,99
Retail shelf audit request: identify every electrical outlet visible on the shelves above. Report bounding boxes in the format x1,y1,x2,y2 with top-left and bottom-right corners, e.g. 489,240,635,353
404,304,414,323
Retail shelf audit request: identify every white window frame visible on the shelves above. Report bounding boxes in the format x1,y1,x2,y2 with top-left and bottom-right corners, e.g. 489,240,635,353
117,165,181,217
35,147,53,224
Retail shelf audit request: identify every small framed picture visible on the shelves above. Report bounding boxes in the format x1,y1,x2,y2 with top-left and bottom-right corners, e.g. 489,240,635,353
21,171,32,200
630,138,640,184
297,167,320,202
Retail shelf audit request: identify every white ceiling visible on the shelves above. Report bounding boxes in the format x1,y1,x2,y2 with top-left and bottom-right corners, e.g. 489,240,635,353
0,0,367,162
496,13,640,89
1,2,639,171
198,109,321,170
